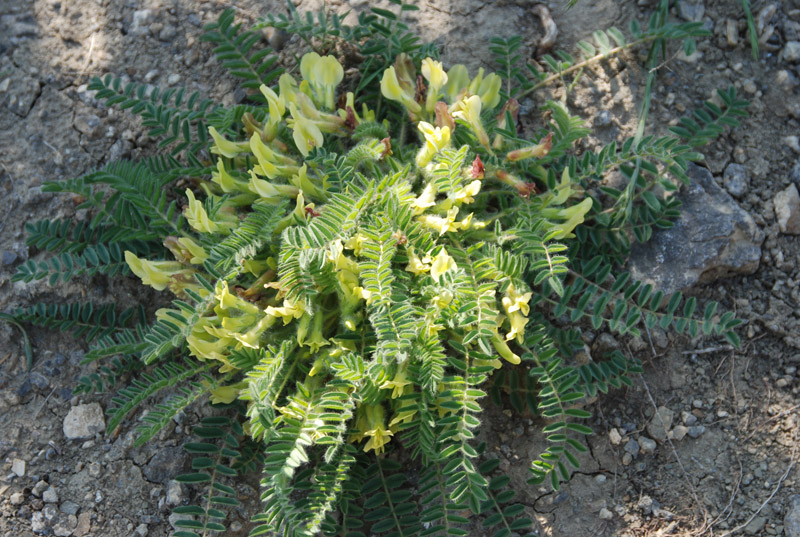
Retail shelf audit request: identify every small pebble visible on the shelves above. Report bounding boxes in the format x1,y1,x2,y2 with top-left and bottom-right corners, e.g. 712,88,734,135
608,428,622,445
167,73,181,86
599,507,613,520
639,437,657,454
624,438,640,457
671,425,689,441
595,474,607,484
10,491,24,505
43,487,59,504
11,458,25,477
687,425,706,438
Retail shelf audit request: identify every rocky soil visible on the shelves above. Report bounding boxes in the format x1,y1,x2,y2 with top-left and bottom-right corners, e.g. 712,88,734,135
0,0,798,536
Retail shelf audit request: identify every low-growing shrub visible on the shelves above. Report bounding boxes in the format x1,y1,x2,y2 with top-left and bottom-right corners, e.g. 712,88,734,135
4,1,746,535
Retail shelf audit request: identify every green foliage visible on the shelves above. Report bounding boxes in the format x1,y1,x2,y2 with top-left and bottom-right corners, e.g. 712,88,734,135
2,5,750,537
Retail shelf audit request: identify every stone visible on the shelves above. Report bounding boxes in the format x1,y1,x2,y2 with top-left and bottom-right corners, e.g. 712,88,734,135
725,19,738,47
646,406,674,442
639,436,657,454
624,438,640,457
774,184,800,235
628,164,764,294
169,512,195,530
31,511,47,534
158,24,177,41
599,507,613,520
10,491,24,505
53,514,78,537
60,500,80,515
1,14,38,38
167,73,181,86
0,69,41,118
744,516,766,535
784,41,800,63
75,511,92,536
43,487,59,504
129,10,153,35
786,495,800,537
73,113,103,140
11,458,25,477
608,428,623,445
677,0,704,22
723,163,748,198
166,479,184,506
143,447,186,484
671,425,689,440
63,403,105,440
687,425,706,438
32,480,49,497
1,250,18,265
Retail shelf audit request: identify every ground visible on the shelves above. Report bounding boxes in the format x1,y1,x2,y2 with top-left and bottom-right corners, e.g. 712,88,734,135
0,1,798,536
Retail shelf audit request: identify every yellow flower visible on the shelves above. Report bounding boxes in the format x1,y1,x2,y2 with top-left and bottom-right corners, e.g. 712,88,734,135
505,310,528,343
259,84,285,140
380,65,421,116
506,133,553,162
469,68,502,110
430,248,457,281
452,179,482,205
412,181,438,214
502,284,532,316
164,236,208,265
211,158,239,193
361,405,394,454
549,197,593,239
418,206,460,236
208,126,247,158
381,367,412,399
208,384,243,405
416,121,451,168
265,299,305,325
451,95,490,148
288,103,324,156
248,170,299,201
184,189,218,233
278,73,300,106
442,64,470,103
421,57,448,113
124,251,185,291
300,52,344,110
405,248,431,275
491,334,521,365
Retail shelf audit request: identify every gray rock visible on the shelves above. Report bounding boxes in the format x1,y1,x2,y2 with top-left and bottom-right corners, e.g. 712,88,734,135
744,516,766,535
129,10,153,36
143,447,186,484
723,163,748,198
165,479,184,506
0,70,41,118
73,113,103,140
43,487,59,504
32,480,49,497
29,372,49,390
671,425,689,440
646,406,674,442
60,500,80,515
677,0,704,22
1,14,38,38
10,491,24,505
786,495,800,537
11,458,25,477
167,73,181,86
158,24,177,42
168,512,194,530
63,403,105,440
629,163,764,294
637,495,660,515
1,250,18,265
594,110,613,127
774,184,800,235
784,41,800,63
624,438,640,457
687,425,706,438
639,436,657,454
31,511,47,534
